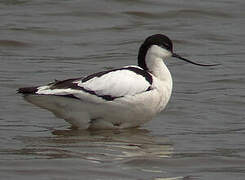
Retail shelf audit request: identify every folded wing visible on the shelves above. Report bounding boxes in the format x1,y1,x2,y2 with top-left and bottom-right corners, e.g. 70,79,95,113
19,66,153,101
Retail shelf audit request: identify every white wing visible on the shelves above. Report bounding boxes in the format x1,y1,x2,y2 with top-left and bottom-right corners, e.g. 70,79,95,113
78,67,152,99
27,66,153,101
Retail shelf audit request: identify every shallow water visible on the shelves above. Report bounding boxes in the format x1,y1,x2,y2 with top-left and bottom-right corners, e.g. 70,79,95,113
1,0,245,179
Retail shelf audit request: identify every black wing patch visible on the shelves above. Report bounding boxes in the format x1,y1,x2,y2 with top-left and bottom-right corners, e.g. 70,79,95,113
82,66,153,84
48,78,117,100
49,78,81,90
18,66,153,101
18,86,38,94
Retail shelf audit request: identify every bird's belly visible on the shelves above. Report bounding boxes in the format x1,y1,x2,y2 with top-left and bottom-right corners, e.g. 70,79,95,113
23,89,168,130
88,90,165,129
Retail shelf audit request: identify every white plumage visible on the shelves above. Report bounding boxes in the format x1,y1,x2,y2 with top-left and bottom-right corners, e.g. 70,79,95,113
79,67,151,98
18,34,217,129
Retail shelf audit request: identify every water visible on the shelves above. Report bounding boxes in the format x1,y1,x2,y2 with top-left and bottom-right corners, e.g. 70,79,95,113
1,0,245,179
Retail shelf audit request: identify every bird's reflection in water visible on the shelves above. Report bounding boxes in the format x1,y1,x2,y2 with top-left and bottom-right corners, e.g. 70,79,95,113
14,127,173,162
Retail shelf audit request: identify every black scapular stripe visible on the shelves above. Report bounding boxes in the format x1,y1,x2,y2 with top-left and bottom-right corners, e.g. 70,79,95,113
82,66,153,84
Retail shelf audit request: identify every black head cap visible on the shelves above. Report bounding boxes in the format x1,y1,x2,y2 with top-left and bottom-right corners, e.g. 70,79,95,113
138,34,220,69
138,34,173,70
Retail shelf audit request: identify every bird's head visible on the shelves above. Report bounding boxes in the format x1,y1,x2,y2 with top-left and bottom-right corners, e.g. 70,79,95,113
138,34,219,71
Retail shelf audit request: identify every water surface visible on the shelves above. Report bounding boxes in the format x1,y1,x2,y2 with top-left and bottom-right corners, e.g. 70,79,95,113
1,0,245,179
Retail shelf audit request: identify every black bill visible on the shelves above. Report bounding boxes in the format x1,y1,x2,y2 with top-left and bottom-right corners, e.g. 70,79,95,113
172,53,219,67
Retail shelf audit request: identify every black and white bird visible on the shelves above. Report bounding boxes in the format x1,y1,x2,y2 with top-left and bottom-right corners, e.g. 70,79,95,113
18,34,218,129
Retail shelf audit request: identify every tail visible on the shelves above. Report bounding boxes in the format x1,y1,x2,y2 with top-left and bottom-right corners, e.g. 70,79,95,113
17,86,38,94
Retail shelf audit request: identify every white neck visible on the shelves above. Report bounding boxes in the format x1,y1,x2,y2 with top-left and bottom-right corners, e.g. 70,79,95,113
145,45,172,82
145,45,173,110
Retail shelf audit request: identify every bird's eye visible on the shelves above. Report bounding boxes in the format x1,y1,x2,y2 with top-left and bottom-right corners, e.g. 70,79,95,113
160,43,170,50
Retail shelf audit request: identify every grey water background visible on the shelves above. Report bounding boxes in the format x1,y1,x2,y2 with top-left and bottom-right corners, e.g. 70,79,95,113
0,0,245,179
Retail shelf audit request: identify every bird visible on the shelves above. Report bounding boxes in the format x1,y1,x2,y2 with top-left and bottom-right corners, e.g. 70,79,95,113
18,34,218,130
